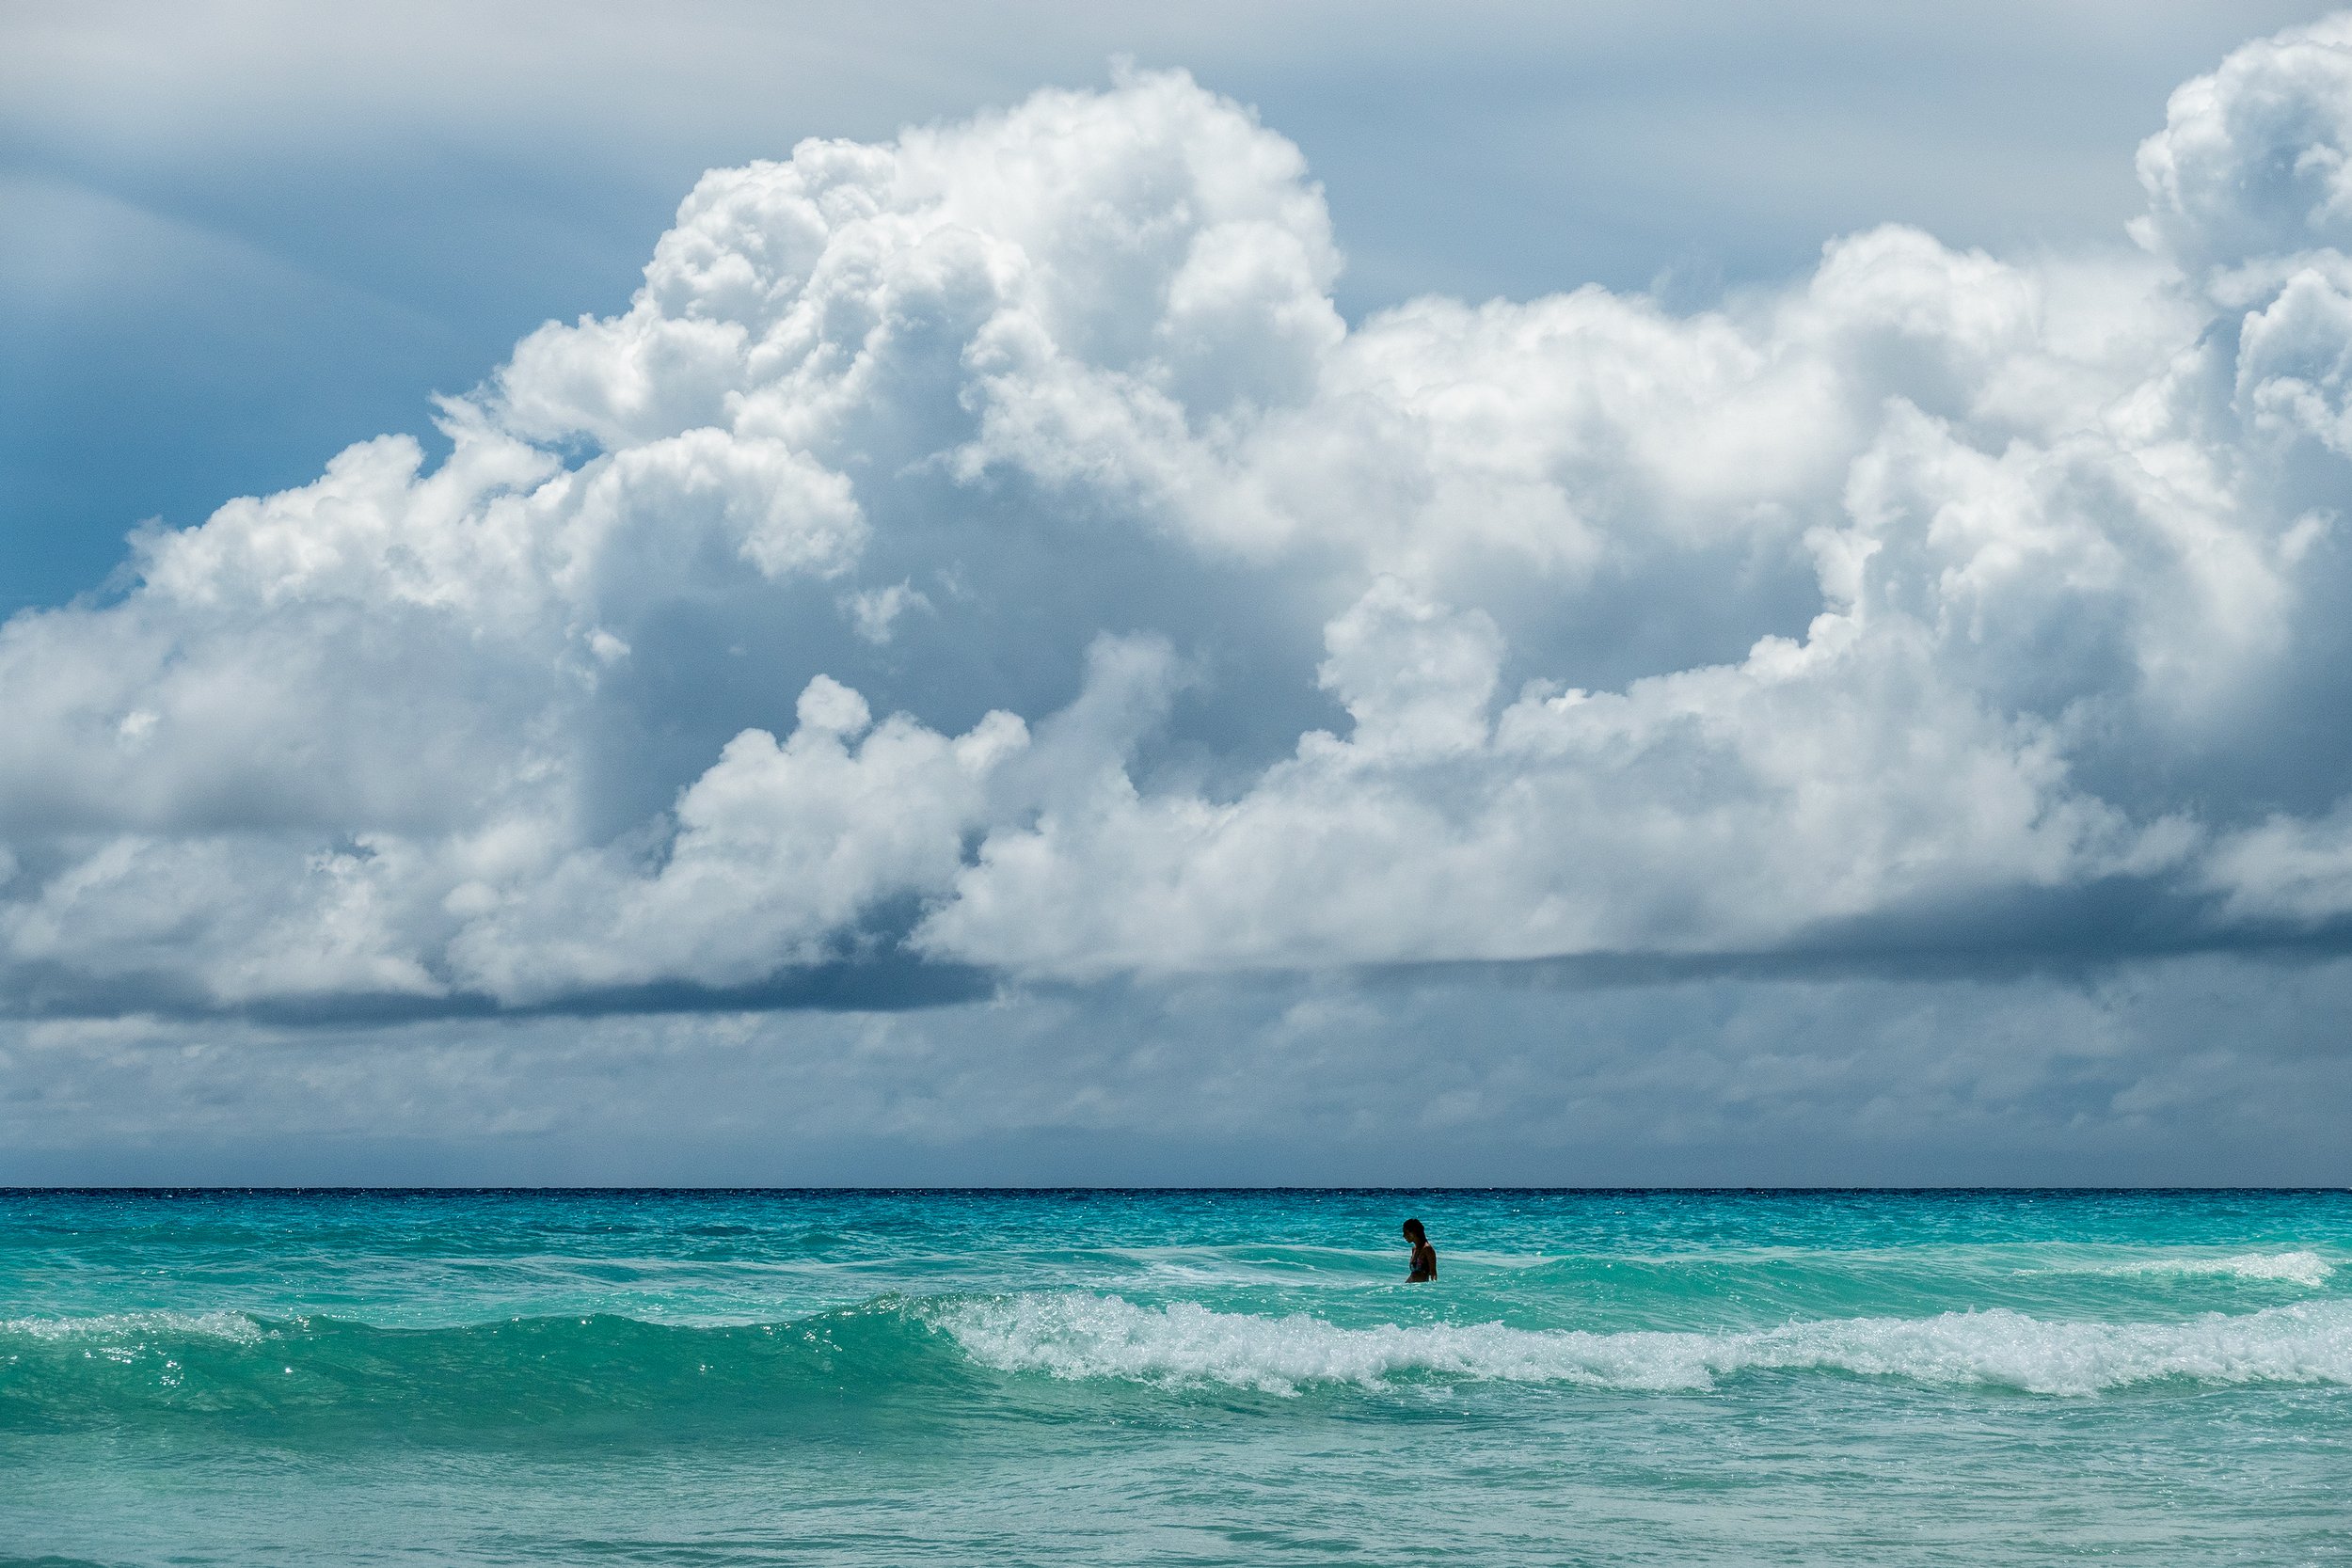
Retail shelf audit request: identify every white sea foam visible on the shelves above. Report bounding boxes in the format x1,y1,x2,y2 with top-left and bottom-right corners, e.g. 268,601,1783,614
937,1292,2352,1397
2092,1250,2337,1288
0,1310,267,1345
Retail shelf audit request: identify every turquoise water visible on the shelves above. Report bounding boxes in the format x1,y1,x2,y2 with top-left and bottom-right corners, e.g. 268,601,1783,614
2,1190,2347,1565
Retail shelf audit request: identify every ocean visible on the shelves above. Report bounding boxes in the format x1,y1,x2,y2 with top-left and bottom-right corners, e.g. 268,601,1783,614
2,1189,2346,1564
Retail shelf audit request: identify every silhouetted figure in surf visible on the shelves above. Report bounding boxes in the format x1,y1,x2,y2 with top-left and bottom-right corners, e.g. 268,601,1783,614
1403,1218,1437,1283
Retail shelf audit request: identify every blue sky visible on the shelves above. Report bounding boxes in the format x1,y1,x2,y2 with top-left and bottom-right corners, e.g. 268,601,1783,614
5,1,2352,1184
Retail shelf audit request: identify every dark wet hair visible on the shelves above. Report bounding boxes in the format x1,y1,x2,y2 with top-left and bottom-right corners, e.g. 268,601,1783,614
1401,1218,1426,1243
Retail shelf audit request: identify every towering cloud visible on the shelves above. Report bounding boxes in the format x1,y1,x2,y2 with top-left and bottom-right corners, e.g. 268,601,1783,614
12,22,2352,1020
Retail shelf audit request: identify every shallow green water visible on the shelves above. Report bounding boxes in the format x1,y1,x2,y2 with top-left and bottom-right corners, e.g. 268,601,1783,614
3,1190,2346,1564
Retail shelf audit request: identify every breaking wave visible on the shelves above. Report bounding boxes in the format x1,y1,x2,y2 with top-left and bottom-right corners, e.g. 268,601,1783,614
0,1309,268,1344
2082,1250,2336,1288
8,1289,2348,1431
936,1292,2352,1397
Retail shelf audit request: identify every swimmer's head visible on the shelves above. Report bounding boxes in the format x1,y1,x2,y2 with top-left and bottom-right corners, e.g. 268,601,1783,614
1401,1218,1426,1243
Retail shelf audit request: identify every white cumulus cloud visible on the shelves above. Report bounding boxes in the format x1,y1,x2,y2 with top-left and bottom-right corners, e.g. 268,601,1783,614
12,23,2352,1013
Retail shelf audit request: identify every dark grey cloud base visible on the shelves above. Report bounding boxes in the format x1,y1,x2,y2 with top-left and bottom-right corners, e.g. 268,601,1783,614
7,955,2346,1187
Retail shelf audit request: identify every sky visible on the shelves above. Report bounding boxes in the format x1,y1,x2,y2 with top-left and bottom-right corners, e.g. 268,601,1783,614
5,1,2352,1185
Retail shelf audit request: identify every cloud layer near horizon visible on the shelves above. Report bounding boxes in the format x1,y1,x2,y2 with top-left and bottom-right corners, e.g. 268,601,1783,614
16,19,2352,1020
8,951,2349,1186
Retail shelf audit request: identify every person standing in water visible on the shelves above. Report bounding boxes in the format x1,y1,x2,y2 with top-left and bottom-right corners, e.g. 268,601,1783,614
1402,1218,1437,1282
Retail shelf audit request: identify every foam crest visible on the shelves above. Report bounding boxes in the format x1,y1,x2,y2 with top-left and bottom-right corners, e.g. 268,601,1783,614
938,1293,2352,1397
0,1309,268,1345
2096,1250,2336,1287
